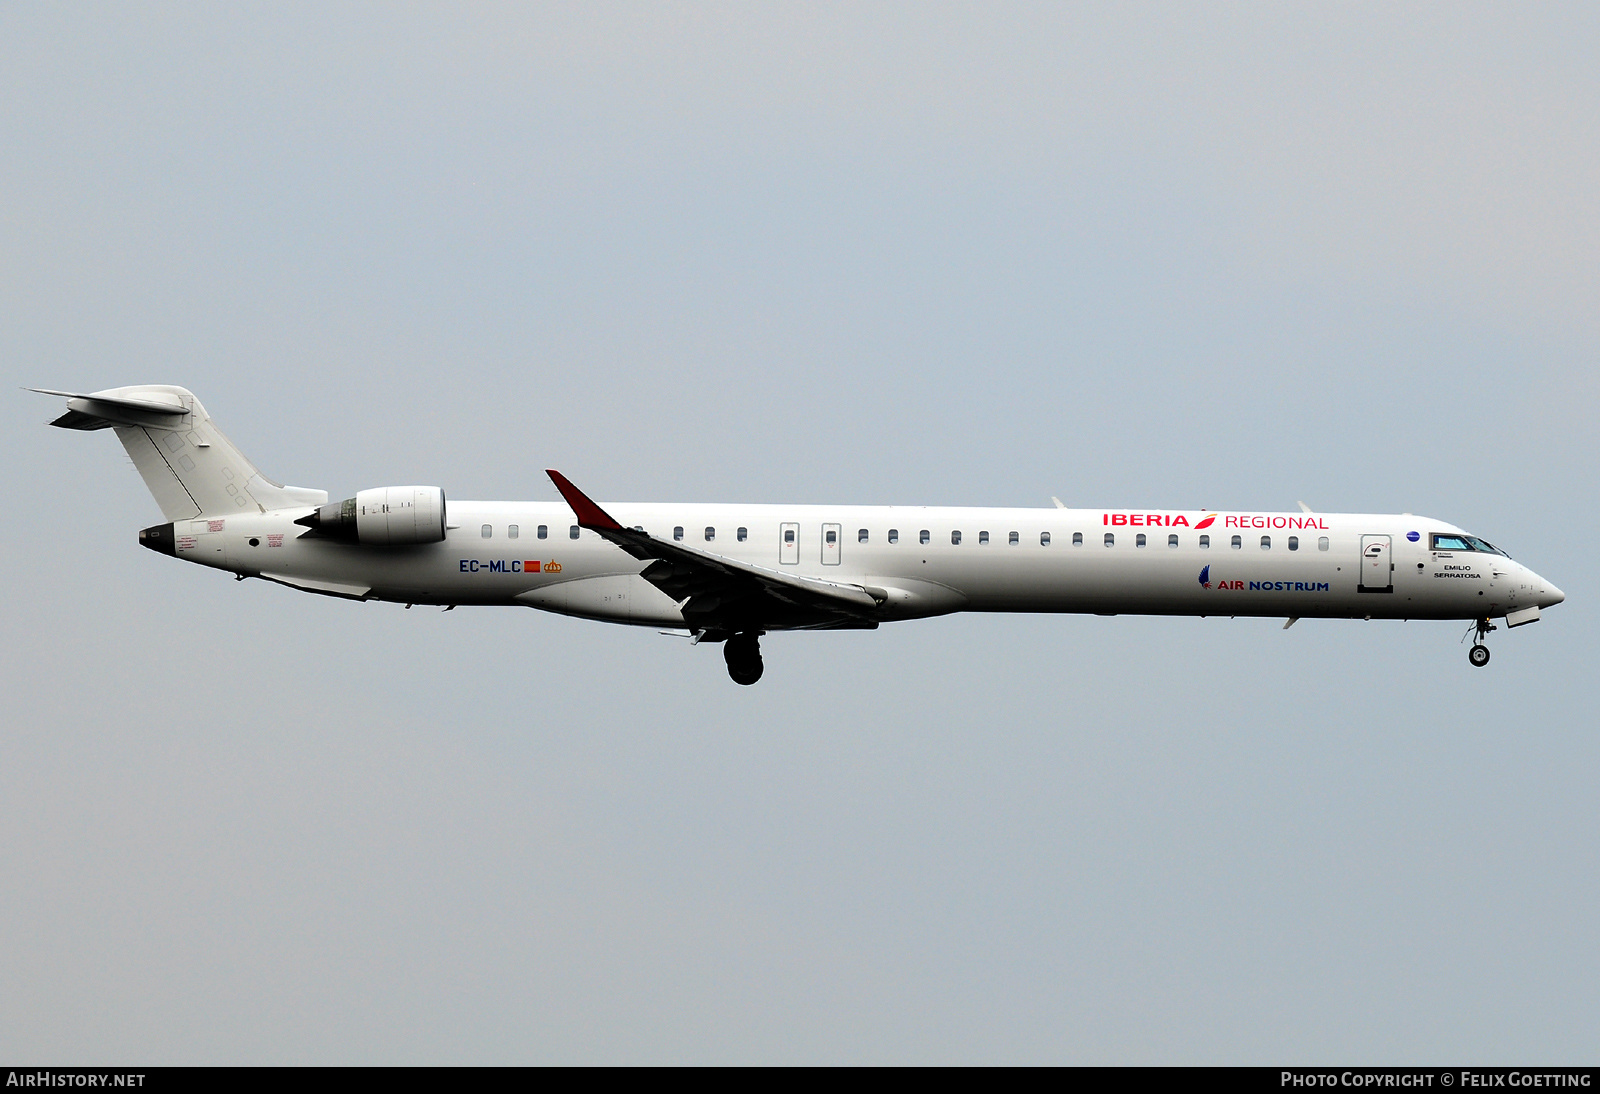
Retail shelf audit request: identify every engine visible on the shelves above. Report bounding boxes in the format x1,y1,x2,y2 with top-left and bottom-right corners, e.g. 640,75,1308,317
294,486,447,545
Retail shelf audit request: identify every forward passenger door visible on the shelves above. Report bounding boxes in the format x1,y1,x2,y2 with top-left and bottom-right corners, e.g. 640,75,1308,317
1360,535,1392,593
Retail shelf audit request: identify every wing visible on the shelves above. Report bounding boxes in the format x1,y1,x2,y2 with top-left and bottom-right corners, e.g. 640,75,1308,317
546,470,882,635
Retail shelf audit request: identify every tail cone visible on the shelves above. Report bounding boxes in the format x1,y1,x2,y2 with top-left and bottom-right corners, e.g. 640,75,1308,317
139,523,176,556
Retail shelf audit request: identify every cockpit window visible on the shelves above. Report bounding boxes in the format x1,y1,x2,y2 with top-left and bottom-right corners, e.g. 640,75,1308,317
1431,533,1508,556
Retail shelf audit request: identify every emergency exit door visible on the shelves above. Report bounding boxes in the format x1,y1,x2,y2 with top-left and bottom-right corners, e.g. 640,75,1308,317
779,523,799,565
821,523,841,565
1360,535,1392,592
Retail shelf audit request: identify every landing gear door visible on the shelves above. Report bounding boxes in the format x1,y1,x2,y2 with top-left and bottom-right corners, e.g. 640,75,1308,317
821,523,841,565
1360,534,1392,592
779,522,799,566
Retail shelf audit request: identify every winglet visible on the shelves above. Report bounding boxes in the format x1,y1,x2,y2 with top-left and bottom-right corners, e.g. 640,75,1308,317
546,470,624,531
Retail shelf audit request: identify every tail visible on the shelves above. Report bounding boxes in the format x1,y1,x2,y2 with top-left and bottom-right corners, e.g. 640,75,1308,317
30,385,327,520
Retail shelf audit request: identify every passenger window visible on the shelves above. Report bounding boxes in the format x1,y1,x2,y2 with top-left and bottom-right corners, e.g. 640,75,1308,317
888,529,899,544
979,531,989,545
1318,537,1329,551
1168,534,1178,548
951,531,962,545
537,524,548,539
674,526,684,541
1261,536,1271,550
1136,533,1146,547
705,526,715,541
1041,532,1051,546
1104,533,1115,547
1288,536,1298,551
858,528,868,543
481,524,492,538
784,529,795,544
737,527,748,542
826,529,838,546
508,524,519,539
1072,532,1083,546
1231,535,1242,549
920,530,930,545
1199,534,1210,548
1009,531,1020,546
570,525,579,539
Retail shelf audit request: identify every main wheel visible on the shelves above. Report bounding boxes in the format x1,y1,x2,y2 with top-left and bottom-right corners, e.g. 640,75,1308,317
728,659,764,685
1469,643,1491,667
724,633,764,685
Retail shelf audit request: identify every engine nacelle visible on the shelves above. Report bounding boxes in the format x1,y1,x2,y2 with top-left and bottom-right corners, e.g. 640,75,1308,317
295,486,447,545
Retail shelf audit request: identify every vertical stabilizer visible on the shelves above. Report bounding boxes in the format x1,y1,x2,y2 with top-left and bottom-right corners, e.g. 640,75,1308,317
32,385,327,521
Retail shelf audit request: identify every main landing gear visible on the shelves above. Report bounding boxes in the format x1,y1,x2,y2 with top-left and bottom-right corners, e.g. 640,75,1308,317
1465,617,1497,668
723,632,764,686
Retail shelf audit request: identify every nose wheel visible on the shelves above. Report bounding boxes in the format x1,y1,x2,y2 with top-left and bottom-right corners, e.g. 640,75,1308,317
723,632,764,685
1464,617,1497,668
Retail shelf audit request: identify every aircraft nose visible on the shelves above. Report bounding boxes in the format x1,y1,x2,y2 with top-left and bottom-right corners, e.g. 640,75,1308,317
1542,581,1565,607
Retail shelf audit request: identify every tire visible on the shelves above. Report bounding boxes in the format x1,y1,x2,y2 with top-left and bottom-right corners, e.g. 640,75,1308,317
1469,644,1491,668
727,659,764,685
724,633,764,685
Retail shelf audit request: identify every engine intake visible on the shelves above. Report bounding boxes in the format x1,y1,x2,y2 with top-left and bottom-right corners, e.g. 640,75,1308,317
295,486,446,545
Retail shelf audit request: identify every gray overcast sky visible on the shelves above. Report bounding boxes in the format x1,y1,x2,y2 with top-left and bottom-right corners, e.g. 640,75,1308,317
2,3,1596,1064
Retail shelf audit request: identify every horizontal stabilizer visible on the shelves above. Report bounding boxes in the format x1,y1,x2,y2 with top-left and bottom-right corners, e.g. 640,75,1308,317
29,387,191,430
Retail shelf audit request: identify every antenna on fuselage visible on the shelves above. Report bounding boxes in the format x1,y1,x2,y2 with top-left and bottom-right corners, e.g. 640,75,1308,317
1050,497,1066,509
1297,501,1313,513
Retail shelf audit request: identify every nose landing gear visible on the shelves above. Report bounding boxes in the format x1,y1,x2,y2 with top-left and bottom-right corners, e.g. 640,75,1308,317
723,632,764,685
1464,617,1497,667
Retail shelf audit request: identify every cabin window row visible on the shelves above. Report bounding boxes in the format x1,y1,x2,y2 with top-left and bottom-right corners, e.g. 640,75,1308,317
474,525,1063,546
873,529,1056,545
478,524,756,542
479,524,569,539
473,525,1333,553
672,526,751,542
1085,532,1330,550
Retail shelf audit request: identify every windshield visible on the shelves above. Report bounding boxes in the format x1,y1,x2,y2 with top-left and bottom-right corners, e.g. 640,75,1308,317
1431,533,1509,558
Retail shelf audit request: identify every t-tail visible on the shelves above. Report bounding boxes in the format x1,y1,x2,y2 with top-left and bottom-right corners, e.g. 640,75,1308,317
29,385,327,520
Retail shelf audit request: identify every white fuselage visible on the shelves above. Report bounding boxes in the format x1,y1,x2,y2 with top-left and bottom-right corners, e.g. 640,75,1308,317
37,386,1564,681
166,502,1565,628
